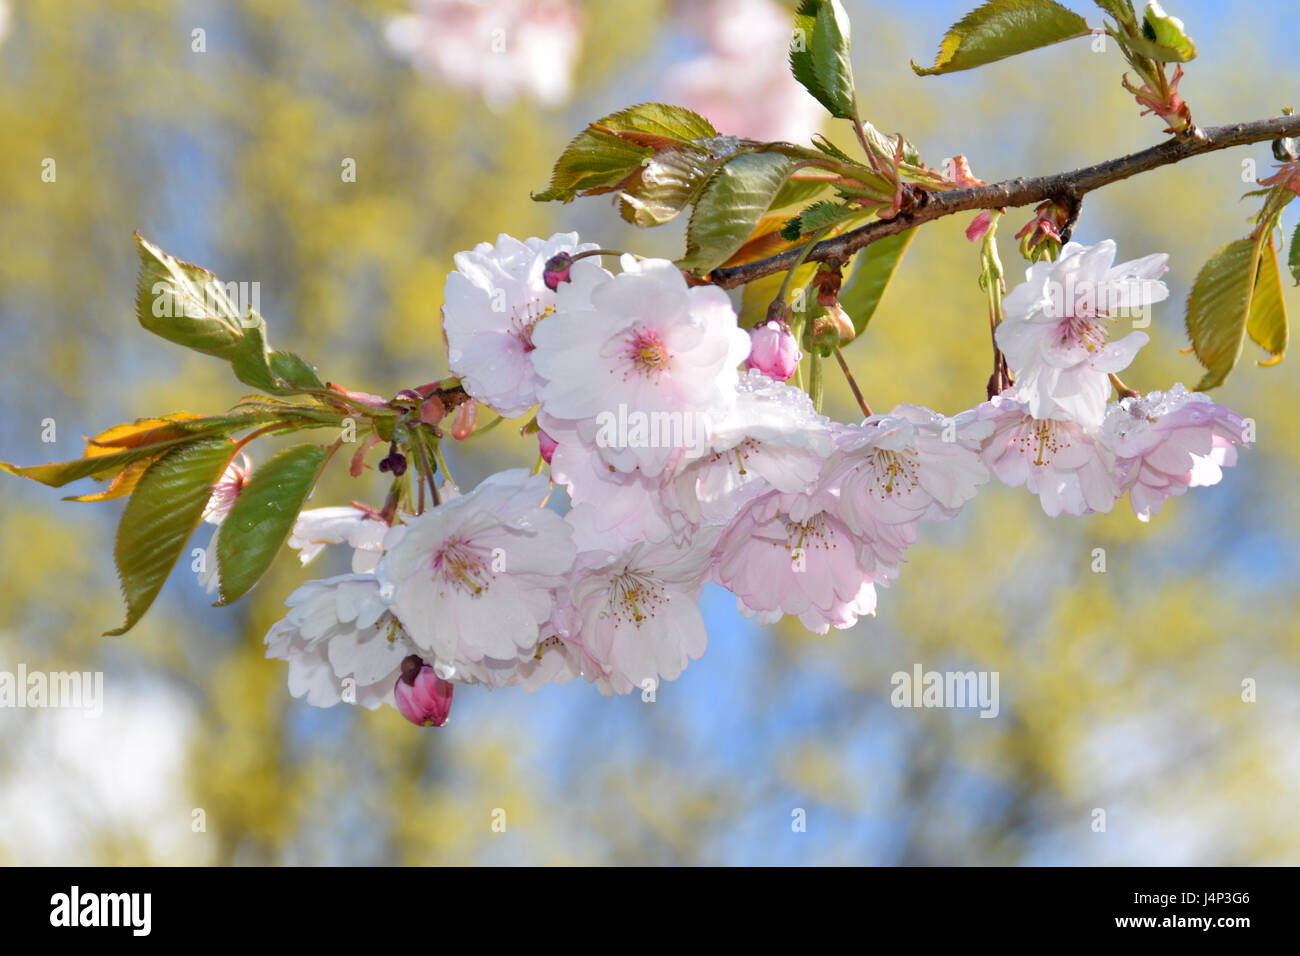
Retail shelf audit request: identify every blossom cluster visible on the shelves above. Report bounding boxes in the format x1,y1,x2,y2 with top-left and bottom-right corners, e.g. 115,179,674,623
251,234,1251,727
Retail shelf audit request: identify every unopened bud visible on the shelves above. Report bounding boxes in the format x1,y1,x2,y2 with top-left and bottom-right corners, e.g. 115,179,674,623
537,428,558,464
965,210,994,243
543,252,573,291
394,655,454,727
746,320,801,381
809,303,855,351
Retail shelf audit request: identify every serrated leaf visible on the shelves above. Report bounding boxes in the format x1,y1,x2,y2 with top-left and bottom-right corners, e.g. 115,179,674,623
1246,235,1288,363
789,1,857,121
1,411,278,489
137,234,326,396
679,153,800,274
136,233,249,359
810,0,857,120
105,437,237,636
533,104,717,203
215,444,330,605
782,200,862,240
1185,237,1260,390
790,4,823,115
840,229,917,335
912,0,1091,76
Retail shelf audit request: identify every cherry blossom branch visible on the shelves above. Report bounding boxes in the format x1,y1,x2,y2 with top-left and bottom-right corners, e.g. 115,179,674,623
709,114,1300,289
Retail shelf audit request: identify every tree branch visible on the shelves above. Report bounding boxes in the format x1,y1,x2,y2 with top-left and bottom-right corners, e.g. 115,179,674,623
709,115,1300,289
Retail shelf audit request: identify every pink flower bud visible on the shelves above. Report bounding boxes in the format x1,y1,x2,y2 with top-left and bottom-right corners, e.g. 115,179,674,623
537,428,558,464
543,252,573,291
394,655,454,727
745,320,800,381
965,210,994,243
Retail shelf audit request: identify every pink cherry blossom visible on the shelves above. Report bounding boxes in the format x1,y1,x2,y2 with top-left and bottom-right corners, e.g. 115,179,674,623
264,573,417,711
1102,383,1252,521
531,256,751,476
288,506,393,573
813,405,992,533
666,371,833,527
996,240,1167,428
977,390,1120,517
713,490,880,634
442,233,607,418
543,412,683,552
555,532,718,696
385,0,583,109
375,469,576,673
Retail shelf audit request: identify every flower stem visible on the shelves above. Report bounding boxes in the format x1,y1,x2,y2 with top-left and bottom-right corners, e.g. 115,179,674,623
1109,372,1140,399
834,348,871,417
809,350,825,413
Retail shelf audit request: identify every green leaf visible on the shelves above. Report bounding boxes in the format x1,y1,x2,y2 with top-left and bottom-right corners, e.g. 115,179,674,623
105,437,237,636
215,443,331,605
1139,1,1196,61
769,175,835,212
790,1,857,121
912,0,1091,76
839,229,917,335
1118,28,1195,62
1246,235,1288,363
532,104,718,203
230,323,325,396
135,233,249,359
810,0,857,120
679,153,800,275
620,146,723,227
137,234,326,396
1289,220,1300,285
1185,237,1261,390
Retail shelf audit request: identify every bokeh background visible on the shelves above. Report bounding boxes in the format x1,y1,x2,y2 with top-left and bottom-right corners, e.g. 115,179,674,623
1,0,1297,865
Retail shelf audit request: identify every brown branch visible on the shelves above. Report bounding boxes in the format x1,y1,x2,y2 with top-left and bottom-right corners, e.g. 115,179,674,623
709,115,1300,289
